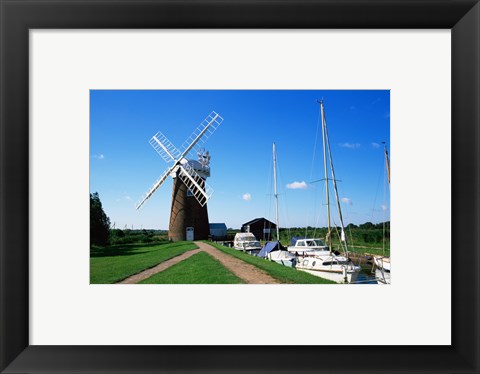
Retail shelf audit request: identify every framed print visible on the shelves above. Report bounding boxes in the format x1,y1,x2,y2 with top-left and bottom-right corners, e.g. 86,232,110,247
1,0,479,373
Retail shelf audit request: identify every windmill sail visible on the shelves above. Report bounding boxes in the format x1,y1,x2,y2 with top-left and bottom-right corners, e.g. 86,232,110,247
136,166,177,210
177,162,214,207
179,111,224,160
150,131,182,163
136,111,223,211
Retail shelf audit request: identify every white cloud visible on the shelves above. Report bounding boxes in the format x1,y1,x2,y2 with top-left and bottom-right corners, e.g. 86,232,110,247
286,181,308,190
381,204,388,211
242,193,252,201
339,142,361,149
371,142,380,149
116,194,132,202
341,197,353,205
92,154,105,160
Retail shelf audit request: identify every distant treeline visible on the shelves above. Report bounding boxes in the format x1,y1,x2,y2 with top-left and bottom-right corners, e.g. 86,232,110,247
92,191,389,249
109,229,169,245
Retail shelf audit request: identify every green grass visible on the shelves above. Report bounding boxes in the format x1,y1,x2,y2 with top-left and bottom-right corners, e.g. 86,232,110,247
208,242,336,284
349,245,390,257
139,252,244,284
90,241,198,284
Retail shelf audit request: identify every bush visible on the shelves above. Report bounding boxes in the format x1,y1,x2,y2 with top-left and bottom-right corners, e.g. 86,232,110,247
90,192,111,246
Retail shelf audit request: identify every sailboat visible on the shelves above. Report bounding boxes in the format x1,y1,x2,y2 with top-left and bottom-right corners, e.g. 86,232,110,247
374,143,391,284
258,143,296,267
294,100,361,284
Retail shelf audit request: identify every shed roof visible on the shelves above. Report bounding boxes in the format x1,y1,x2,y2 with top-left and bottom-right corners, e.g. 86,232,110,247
242,217,275,227
209,223,227,229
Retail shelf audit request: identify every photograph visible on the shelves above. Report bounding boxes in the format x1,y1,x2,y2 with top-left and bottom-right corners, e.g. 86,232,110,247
90,89,390,285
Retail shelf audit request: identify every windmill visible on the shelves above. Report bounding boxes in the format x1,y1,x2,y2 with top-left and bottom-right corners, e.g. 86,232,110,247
136,111,224,241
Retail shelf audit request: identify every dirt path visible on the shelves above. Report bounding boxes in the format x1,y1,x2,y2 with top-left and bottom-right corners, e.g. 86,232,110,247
118,248,203,284
194,241,280,284
117,242,280,284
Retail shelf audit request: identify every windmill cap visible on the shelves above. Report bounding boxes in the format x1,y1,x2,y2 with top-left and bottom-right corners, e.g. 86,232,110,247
187,159,210,177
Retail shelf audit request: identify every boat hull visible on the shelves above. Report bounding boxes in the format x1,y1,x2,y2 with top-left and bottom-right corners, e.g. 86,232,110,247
373,256,391,284
233,245,261,255
267,250,296,267
298,267,360,284
295,255,361,284
272,259,295,267
375,268,391,284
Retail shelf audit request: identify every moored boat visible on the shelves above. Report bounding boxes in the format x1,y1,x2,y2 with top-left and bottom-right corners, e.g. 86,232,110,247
374,255,391,284
233,232,262,255
374,143,391,284
294,99,361,283
258,241,296,267
287,237,329,257
259,143,296,267
297,254,360,284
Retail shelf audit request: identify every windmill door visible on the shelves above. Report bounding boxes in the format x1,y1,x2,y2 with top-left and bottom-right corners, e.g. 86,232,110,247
186,227,194,241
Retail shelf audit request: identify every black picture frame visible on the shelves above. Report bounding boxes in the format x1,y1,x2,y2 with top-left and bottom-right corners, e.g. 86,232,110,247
1,1,479,373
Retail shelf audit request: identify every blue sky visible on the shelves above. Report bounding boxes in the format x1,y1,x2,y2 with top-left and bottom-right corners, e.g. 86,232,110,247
90,90,390,230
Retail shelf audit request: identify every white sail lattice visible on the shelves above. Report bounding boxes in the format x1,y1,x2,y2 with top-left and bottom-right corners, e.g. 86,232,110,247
177,162,214,207
149,132,181,163
136,111,223,210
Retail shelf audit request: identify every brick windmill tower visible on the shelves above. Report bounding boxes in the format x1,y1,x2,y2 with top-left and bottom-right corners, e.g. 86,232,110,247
136,112,224,241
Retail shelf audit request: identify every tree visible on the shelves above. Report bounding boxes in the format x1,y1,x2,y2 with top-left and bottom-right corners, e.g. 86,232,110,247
112,229,125,238
359,222,374,229
90,192,111,246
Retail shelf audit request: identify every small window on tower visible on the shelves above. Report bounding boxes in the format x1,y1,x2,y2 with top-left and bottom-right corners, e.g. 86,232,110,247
187,189,194,197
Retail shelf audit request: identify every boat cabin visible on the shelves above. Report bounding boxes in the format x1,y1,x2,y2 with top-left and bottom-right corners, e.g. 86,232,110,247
233,233,262,255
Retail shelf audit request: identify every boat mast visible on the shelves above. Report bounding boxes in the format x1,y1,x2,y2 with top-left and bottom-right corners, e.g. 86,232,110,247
384,142,391,186
382,142,390,256
273,143,280,242
322,101,349,255
319,100,332,254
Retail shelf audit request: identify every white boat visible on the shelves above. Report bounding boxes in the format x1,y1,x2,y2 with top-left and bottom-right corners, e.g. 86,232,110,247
374,143,391,284
258,143,296,267
267,251,295,267
294,100,361,283
233,232,262,255
298,254,361,284
258,241,296,267
293,236,361,284
287,237,329,256
374,255,391,284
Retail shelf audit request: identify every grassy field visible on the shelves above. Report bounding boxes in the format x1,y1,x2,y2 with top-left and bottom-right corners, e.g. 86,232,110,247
91,240,338,284
90,241,197,284
208,242,336,284
139,252,244,284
